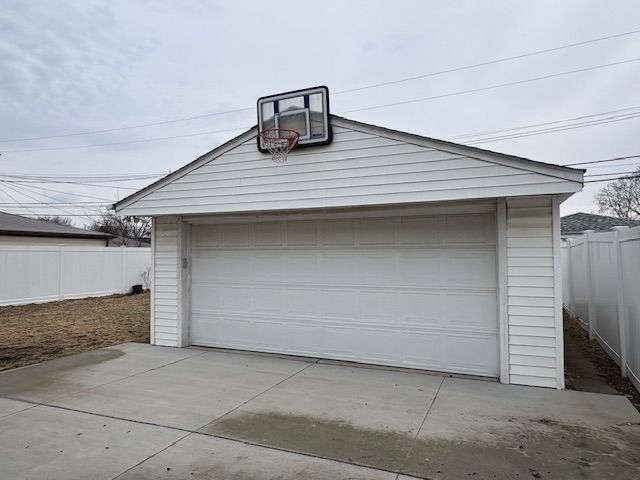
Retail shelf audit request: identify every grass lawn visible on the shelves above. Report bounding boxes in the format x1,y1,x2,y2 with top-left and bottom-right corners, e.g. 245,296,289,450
0,292,150,372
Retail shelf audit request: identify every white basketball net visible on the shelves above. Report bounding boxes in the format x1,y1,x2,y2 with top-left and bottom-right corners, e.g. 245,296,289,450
259,129,299,164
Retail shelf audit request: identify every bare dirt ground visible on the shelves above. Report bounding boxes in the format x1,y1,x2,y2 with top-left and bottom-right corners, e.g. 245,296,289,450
564,310,640,412
0,292,150,372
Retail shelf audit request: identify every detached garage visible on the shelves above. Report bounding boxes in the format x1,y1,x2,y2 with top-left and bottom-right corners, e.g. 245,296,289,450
114,109,583,389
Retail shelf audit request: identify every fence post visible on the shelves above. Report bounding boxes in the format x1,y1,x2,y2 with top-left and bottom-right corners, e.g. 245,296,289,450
612,227,629,378
583,230,596,340
565,239,575,317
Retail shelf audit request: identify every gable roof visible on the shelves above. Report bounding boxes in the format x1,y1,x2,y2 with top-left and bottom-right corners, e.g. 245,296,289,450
0,212,113,240
114,115,584,216
561,212,640,235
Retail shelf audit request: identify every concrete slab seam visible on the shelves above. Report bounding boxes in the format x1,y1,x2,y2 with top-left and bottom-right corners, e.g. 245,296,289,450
393,376,445,480
0,396,431,480
197,357,322,430
0,403,37,421
110,431,193,480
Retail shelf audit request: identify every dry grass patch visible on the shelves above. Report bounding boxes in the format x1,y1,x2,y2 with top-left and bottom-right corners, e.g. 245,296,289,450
0,292,150,371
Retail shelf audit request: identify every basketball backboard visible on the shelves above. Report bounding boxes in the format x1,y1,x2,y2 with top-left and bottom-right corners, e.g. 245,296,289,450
257,86,332,153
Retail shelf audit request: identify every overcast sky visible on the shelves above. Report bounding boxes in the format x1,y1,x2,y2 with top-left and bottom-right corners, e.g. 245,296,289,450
1,0,639,225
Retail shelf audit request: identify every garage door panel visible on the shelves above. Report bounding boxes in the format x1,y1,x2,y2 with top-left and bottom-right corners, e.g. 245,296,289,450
446,293,497,331
253,222,283,246
398,292,442,325
398,252,441,286
442,251,496,287
359,291,396,322
399,331,444,368
221,224,250,246
399,216,440,244
321,290,359,319
285,221,317,245
322,220,356,245
444,214,495,244
359,218,396,244
190,213,498,376
447,334,498,374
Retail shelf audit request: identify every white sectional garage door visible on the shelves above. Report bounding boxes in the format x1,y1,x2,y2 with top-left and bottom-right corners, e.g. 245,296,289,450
190,213,499,376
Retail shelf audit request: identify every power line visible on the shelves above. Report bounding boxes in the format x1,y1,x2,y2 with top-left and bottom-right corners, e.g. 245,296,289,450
585,174,640,183
1,182,80,218
446,105,640,140
564,155,640,166
0,177,141,190
2,28,639,144
582,162,640,169
4,57,640,155
0,181,114,201
340,57,640,114
463,112,640,145
334,28,640,95
0,183,37,215
0,173,163,184
0,126,248,153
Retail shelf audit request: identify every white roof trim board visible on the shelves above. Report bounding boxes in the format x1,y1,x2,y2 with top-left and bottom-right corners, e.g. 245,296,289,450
114,115,584,216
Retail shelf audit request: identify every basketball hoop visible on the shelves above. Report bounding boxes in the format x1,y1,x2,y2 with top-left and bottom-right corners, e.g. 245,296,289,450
259,128,299,163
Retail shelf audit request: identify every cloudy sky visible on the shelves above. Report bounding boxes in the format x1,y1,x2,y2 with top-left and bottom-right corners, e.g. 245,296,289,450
1,0,639,225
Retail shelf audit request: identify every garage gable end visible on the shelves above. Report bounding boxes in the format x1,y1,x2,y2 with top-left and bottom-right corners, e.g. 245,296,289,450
115,116,583,216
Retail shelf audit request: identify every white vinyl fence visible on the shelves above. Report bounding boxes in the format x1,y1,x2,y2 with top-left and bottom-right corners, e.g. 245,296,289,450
561,226,640,392
0,246,151,306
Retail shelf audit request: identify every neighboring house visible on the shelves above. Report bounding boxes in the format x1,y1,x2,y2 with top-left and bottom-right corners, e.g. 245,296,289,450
114,114,584,389
107,236,151,247
0,211,113,246
561,212,640,239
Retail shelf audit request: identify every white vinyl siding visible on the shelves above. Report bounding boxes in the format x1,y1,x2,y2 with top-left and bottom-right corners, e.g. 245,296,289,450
117,119,581,217
152,216,179,346
506,196,559,388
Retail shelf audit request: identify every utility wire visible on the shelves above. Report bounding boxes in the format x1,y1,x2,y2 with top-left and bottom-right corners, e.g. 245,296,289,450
2,27,639,144
585,174,640,183
0,180,114,201
0,183,37,215
585,171,639,177
447,105,640,140
464,112,640,145
334,28,640,95
4,56,640,156
564,155,640,166
340,57,640,114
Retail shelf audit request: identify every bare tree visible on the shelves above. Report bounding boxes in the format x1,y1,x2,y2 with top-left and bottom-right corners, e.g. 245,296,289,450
37,216,73,226
594,167,640,219
90,211,151,246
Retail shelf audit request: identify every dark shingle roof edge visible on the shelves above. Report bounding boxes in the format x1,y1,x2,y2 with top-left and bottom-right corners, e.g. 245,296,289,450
0,211,113,239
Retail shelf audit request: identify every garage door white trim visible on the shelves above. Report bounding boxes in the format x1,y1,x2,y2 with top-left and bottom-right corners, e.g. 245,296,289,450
189,210,499,377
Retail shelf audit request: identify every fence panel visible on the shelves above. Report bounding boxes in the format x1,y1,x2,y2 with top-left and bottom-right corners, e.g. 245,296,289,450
0,246,151,306
620,229,640,389
562,226,640,392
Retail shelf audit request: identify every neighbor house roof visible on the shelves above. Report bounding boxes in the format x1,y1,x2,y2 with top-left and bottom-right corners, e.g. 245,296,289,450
561,212,640,235
0,212,113,239
113,114,585,215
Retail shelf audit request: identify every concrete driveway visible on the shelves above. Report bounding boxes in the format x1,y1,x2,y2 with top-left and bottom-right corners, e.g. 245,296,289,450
0,343,638,480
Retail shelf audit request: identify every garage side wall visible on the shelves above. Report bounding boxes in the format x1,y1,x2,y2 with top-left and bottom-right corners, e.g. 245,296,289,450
152,216,181,346
506,196,562,388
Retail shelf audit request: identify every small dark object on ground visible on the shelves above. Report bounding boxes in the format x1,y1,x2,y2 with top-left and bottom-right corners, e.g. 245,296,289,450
131,284,143,294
